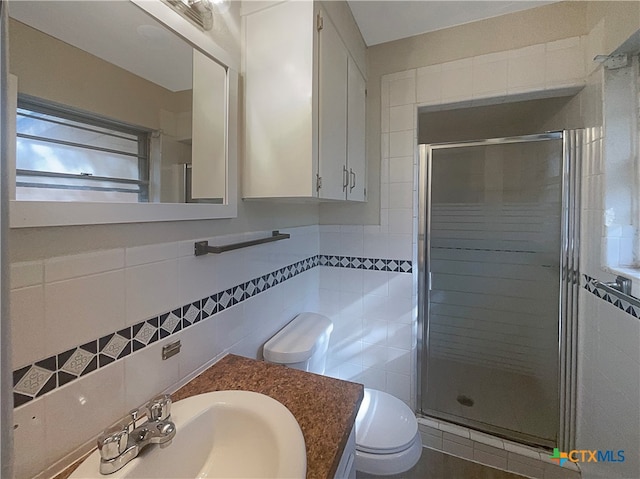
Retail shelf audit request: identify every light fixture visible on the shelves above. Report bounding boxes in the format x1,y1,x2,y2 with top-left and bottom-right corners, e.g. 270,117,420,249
165,0,213,31
211,0,230,14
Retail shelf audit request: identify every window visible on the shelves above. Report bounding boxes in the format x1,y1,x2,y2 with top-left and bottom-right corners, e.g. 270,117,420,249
16,96,151,203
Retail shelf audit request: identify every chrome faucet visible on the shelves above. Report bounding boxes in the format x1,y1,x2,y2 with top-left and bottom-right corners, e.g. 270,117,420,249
97,394,176,475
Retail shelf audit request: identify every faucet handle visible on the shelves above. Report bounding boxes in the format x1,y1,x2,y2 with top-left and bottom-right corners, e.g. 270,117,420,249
146,394,172,422
97,425,128,461
124,408,140,433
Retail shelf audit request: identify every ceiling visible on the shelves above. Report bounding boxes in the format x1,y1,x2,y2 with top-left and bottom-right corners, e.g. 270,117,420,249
347,1,556,46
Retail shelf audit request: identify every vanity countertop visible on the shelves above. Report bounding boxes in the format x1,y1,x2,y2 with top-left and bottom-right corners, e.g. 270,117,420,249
54,354,364,479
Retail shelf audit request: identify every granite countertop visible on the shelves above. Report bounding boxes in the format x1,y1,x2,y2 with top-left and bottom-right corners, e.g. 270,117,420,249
54,354,364,479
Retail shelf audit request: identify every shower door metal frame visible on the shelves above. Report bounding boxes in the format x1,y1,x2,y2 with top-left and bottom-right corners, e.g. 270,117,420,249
417,131,581,450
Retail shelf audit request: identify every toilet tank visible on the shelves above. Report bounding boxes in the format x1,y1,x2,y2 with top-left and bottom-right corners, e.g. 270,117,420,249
263,313,333,374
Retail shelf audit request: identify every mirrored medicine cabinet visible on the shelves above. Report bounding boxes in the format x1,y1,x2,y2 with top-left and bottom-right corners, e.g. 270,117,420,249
7,0,238,227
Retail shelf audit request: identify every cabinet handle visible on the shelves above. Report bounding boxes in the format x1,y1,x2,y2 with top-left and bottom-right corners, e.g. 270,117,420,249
343,166,349,191
349,169,356,192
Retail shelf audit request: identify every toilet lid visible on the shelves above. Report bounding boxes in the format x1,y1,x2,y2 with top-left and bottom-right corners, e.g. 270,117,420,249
355,389,418,454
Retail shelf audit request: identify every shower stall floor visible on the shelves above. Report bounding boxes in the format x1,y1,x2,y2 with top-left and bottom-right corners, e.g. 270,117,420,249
424,358,558,447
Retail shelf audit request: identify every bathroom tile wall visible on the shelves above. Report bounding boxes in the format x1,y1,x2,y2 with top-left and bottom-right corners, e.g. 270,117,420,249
10,225,320,479
318,225,416,407
576,77,640,478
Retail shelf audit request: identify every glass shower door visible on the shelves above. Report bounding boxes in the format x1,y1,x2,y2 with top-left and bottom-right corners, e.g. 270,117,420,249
419,134,564,447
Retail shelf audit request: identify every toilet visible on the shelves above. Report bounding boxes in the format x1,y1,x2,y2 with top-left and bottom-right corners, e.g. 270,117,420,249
263,312,422,476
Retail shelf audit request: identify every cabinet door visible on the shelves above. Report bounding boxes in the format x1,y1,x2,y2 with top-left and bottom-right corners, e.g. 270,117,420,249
318,10,348,200
347,56,366,202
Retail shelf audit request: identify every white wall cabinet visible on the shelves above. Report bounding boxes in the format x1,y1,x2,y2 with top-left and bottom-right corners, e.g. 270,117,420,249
243,1,366,202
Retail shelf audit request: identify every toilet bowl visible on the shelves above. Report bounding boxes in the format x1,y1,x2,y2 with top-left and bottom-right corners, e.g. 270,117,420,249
355,388,422,475
263,313,422,476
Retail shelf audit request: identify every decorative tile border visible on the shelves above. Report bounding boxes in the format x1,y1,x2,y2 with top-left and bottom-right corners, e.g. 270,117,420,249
13,254,413,408
583,274,640,318
320,255,413,273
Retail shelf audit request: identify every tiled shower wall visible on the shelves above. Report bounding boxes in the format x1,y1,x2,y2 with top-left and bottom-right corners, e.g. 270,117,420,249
318,225,416,407
576,77,640,478
10,225,321,479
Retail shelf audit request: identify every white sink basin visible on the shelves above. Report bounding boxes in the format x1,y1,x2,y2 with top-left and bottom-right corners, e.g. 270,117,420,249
70,390,306,478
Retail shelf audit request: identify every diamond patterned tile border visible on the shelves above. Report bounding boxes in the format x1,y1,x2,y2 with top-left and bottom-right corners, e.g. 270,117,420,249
319,255,412,273
583,274,640,318
13,253,413,408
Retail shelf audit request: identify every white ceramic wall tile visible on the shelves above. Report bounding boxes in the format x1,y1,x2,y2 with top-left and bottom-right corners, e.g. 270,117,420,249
442,436,475,460
386,347,411,374
212,304,248,354
387,272,413,300
339,268,364,294
507,453,545,478
359,367,386,391
319,231,341,256
340,231,364,256
363,294,392,322
362,316,388,345
380,157,390,185
389,156,414,184
387,209,413,235
13,398,48,479
474,447,508,470
216,249,251,290
381,99,390,133
338,291,364,321
11,285,46,368
387,233,413,258
45,249,124,283
441,58,473,102
503,441,542,460
545,41,585,88
363,233,389,259
388,182,413,209
318,288,341,316
507,44,546,93
385,371,411,404
383,69,417,83
438,421,471,438
389,75,416,106
362,270,389,298
381,77,390,108
389,104,415,132
124,336,181,410
125,242,178,267
177,254,219,306
44,362,125,467
387,322,412,350
469,430,505,449
362,342,389,369
472,59,508,99
380,182,390,209
416,64,443,105
44,270,126,357
319,266,342,291
125,260,179,326
381,132,389,159
11,261,43,289
389,130,415,158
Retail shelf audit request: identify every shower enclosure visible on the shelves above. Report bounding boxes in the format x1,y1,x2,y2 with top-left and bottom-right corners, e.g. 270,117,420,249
418,132,581,450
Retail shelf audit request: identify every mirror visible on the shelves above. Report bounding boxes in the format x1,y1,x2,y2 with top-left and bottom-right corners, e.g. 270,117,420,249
8,0,238,227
